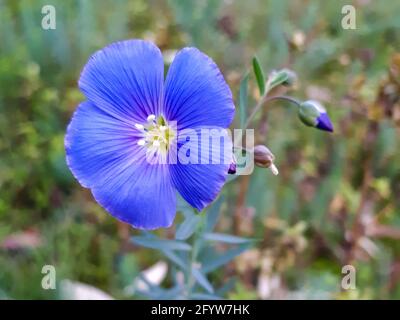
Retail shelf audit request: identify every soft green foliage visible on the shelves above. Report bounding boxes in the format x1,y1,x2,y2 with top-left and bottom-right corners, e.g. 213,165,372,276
131,197,252,299
1,0,400,299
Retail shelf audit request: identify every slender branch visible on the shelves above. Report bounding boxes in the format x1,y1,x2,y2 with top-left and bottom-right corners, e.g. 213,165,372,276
234,95,299,231
184,210,206,298
234,175,250,234
244,95,300,131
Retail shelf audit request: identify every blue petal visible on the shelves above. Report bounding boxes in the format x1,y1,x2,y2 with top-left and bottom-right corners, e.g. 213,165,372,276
79,39,164,124
164,48,235,129
316,113,334,132
91,163,176,229
65,101,144,189
65,101,176,229
169,127,232,211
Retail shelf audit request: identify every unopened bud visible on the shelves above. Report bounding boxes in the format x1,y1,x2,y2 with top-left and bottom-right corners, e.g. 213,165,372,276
298,100,334,132
228,162,236,174
253,145,279,175
228,155,237,174
280,68,297,86
269,68,297,89
254,145,274,168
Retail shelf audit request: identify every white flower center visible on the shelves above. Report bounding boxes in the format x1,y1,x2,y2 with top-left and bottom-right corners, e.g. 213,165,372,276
135,114,175,154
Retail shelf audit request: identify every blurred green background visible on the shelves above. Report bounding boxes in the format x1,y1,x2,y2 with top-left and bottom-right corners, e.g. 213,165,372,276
1,0,400,299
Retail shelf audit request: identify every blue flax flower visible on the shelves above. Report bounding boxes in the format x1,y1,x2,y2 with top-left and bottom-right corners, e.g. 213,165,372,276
65,40,235,229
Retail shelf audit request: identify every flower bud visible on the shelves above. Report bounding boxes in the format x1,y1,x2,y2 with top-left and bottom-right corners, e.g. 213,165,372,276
298,100,334,132
228,162,237,174
253,145,279,175
280,68,297,86
254,145,274,168
269,68,297,88
228,155,237,174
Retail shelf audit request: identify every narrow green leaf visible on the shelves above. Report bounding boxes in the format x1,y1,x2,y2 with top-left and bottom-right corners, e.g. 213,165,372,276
202,244,251,273
161,249,188,270
192,267,214,294
176,214,200,240
203,232,254,244
205,196,224,232
252,56,266,96
132,236,192,251
239,73,249,129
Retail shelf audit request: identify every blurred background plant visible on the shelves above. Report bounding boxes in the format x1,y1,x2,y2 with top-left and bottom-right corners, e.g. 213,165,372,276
1,0,400,299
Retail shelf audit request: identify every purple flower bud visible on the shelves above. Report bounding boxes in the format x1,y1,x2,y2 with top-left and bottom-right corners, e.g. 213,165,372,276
228,162,236,174
298,100,334,133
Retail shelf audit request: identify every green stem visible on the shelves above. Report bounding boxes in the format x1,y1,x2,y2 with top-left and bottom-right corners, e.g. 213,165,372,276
184,209,206,298
243,95,301,131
